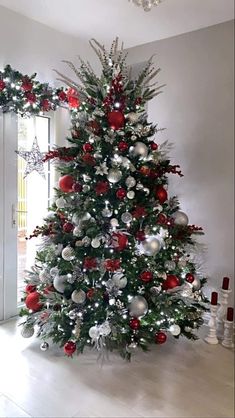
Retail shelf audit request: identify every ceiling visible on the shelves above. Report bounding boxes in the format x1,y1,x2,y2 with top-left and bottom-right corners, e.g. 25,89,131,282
0,0,234,48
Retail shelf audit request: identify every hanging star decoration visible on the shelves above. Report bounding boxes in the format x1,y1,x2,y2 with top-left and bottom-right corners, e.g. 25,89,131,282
16,136,46,179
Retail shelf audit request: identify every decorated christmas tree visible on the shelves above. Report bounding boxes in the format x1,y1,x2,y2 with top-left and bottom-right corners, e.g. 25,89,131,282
20,39,208,359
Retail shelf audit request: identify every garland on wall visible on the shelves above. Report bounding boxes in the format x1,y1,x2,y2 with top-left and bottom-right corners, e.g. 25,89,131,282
0,64,79,117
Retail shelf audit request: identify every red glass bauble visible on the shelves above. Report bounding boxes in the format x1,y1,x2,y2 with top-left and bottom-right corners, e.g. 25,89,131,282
135,230,146,242
118,141,129,152
82,143,94,152
130,318,141,330
63,222,74,233
155,331,167,344
25,284,36,294
186,273,195,283
162,274,180,290
139,166,151,176
25,291,42,312
112,232,128,251
140,271,153,283
67,88,80,108
63,341,76,356
72,182,83,193
155,186,168,204
107,111,125,130
150,142,158,150
59,175,74,192
116,188,127,199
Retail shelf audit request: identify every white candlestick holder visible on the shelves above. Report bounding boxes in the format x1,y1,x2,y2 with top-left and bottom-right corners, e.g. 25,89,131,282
204,305,219,344
217,288,231,337
222,320,234,349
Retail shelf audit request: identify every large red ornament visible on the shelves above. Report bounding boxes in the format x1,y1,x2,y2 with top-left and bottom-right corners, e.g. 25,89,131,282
135,230,146,242
111,232,128,251
63,341,76,356
25,291,42,312
116,188,127,199
130,318,140,330
63,222,74,233
140,271,153,283
186,273,195,283
104,259,121,272
107,111,125,130
0,80,6,91
162,275,180,290
118,141,129,152
25,284,36,294
82,143,94,152
95,181,109,195
67,88,80,108
155,331,167,344
59,175,74,192
155,186,168,204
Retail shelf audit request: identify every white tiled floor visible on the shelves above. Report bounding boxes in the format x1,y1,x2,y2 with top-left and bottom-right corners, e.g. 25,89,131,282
0,319,234,418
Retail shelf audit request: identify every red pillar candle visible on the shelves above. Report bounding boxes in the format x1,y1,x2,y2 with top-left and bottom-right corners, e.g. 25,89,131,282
211,292,218,305
227,307,234,322
222,277,230,290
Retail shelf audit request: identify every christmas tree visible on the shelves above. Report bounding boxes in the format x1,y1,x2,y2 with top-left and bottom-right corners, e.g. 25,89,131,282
20,39,208,359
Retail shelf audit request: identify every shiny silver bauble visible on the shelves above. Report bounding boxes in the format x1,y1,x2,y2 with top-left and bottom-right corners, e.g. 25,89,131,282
40,341,49,351
143,237,161,256
71,289,86,304
21,324,34,338
125,176,136,188
121,212,133,224
129,296,148,317
107,169,122,183
53,275,67,293
172,211,189,226
169,324,181,336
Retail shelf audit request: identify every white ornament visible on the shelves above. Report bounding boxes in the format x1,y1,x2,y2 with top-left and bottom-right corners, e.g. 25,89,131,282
55,197,66,209
89,326,100,339
61,246,75,261
71,289,86,304
127,191,135,199
112,273,127,289
121,212,133,224
21,324,34,338
99,321,111,336
53,275,66,293
125,176,136,188
169,324,181,336
110,218,119,228
91,238,101,248
133,141,148,158
102,207,113,217
129,296,148,317
107,169,122,183
143,237,161,256
172,211,189,226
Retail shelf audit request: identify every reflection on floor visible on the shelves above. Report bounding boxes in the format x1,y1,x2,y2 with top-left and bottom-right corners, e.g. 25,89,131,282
0,319,233,418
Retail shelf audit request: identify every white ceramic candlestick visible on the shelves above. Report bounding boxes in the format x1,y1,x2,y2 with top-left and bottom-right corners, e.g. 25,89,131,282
217,288,231,337
222,320,234,349
205,305,219,344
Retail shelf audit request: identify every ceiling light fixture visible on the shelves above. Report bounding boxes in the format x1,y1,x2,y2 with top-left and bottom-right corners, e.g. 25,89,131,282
129,0,162,12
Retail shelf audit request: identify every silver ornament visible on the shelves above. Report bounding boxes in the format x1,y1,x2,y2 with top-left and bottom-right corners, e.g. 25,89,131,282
102,208,113,217
127,191,135,199
53,275,66,293
73,226,83,237
125,176,136,188
68,310,77,320
55,197,66,209
107,169,122,183
110,218,119,228
169,324,181,336
112,273,127,289
61,246,75,261
136,182,144,190
143,238,161,256
129,296,148,317
143,188,150,195
21,324,34,338
72,213,81,225
83,185,90,192
164,261,176,271
40,341,49,351
150,286,161,295
192,276,201,290
67,273,75,284
121,212,133,224
71,289,86,304
91,238,101,248
99,321,111,336
172,211,189,226
89,325,100,339
133,141,148,158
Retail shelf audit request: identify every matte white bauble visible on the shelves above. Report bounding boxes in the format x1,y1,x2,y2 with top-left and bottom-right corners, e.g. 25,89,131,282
192,276,201,290
89,325,100,339
99,321,111,336
110,218,119,227
169,324,181,336
53,275,66,293
127,191,135,199
55,197,66,209
172,211,189,226
91,238,101,248
71,289,86,304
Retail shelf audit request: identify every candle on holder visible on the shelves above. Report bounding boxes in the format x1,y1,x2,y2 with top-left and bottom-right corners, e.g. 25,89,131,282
211,292,218,305
222,277,230,290
227,307,234,322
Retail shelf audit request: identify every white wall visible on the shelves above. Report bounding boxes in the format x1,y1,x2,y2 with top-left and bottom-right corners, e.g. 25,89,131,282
126,21,234,295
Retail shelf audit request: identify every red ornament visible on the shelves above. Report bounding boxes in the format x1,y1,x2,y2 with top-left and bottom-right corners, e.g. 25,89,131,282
63,222,74,233
59,175,74,192
58,90,67,101
82,143,94,152
82,153,96,166
118,141,129,152
64,341,76,356
140,271,153,283
130,318,140,330
150,142,158,150
107,111,125,130
41,98,51,112
155,331,167,344
135,230,146,242
116,188,127,199
72,182,83,193
104,259,121,272
83,257,97,270
162,274,180,290
132,206,147,219
186,273,195,283
155,186,168,204
111,232,128,251
139,166,151,176
25,284,36,294
95,181,109,195
87,120,101,135
87,288,95,299
25,92,36,104
67,88,80,108
21,79,33,92
25,291,42,312
0,80,6,91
